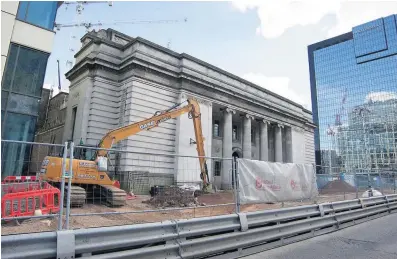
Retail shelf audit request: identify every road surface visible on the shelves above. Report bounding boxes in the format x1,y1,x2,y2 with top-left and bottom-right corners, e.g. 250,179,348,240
244,213,397,259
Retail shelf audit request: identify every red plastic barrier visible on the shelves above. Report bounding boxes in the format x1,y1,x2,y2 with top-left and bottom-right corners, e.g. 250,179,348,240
2,176,40,183
2,176,42,194
1,180,60,218
1,182,42,194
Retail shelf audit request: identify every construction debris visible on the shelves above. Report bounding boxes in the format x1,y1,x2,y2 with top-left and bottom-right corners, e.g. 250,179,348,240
320,180,356,194
361,188,383,197
144,186,202,208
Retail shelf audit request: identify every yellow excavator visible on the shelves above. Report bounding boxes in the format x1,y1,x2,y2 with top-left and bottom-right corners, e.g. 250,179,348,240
40,98,210,207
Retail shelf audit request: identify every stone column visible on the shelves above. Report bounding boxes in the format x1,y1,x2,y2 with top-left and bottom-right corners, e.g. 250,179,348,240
260,120,269,161
255,122,260,158
243,114,254,159
222,108,235,189
274,123,284,162
285,126,293,163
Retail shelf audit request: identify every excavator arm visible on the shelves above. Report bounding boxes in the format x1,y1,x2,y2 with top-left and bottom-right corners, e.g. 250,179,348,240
96,98,210,186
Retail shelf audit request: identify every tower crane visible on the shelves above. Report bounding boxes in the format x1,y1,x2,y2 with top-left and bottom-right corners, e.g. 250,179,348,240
54,18,188,31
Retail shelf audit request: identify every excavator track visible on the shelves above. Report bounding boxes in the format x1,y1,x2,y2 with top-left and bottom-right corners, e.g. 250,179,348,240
65,185,86,207
97,185,126,207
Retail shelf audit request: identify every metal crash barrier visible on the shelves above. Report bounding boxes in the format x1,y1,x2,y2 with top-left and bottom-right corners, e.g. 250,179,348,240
2,194,397,259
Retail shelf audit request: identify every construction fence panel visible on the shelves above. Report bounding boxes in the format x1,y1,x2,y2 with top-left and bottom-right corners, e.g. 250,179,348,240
63,145,237,230
237,159,318,204
233,160,319,212
1,140,68,234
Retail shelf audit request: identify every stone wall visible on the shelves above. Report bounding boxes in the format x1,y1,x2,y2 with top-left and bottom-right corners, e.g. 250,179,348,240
30,92,68,174
118,171,174,195
118,78,179,175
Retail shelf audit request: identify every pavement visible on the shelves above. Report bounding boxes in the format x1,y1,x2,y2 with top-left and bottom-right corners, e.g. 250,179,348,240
243,212,397,259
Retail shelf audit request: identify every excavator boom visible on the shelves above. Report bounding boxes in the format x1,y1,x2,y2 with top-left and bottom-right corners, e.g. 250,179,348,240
41,99,210,208
96,98,209,186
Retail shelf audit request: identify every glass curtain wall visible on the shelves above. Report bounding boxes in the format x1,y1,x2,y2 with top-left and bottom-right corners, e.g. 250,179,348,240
312,15,397,175
1,44,49,177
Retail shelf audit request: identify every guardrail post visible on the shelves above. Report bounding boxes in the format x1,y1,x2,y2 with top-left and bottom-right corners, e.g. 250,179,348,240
385,196,391,213
58,142,68,231
65,142,74,230
237,212,248,232
394,172,396,194
318,204,325,217
57,230,75,259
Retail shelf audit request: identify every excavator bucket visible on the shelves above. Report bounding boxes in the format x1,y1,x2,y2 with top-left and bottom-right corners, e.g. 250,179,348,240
202,183,214,194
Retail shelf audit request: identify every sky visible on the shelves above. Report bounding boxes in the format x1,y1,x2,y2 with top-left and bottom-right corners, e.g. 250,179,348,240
44,0,397,110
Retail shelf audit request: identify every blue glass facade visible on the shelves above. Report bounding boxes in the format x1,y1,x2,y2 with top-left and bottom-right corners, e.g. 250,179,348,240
1,2,60,178
309,15,397,174
17,1,58,30
1,44,50,177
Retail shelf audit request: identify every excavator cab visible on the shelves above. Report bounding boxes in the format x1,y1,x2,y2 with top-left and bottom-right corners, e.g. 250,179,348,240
56,143,96,161
73,145,96,161
74,144,108,172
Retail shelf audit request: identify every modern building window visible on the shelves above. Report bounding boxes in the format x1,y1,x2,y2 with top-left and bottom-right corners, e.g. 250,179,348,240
1,91,8,110
1,44,50,177
2,112,36,141
2,44,49,97
1,112,37,177
232,125,238,141
214,161,221,176
213,120,220,137
17,1,58,30
7,93,40,115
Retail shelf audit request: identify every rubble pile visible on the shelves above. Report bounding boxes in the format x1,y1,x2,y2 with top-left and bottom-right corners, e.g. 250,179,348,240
143,186,204,208
320,180,356,194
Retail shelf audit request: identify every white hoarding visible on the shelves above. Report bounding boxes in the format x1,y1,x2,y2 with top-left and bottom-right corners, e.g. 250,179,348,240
237,159,318,204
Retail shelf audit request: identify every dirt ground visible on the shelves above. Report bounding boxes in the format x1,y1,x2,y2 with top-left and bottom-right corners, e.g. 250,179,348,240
1,190,393,235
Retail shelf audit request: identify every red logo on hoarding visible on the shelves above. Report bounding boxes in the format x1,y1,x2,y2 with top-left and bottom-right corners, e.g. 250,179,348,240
289,179,308,191
256,177,262,189
255,177,281,191
290,180,297,190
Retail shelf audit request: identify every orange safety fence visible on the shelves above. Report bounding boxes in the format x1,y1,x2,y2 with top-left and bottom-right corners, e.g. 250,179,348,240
1,176,61,218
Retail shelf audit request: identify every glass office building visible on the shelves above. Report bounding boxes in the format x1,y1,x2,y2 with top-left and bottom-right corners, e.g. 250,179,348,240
308,14,397,174
1,2,60,177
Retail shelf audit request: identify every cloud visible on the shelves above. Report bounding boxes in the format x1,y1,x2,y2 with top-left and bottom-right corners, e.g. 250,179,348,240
232,0,397,39
327,1,396,37
242,72,310,108
365,91,397,102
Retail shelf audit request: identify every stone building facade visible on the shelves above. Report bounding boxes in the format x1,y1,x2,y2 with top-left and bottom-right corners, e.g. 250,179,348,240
35,91,69,145
29,91,68,173
63,29,315,190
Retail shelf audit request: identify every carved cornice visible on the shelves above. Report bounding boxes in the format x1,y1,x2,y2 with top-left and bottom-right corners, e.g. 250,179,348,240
181,93,212,106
